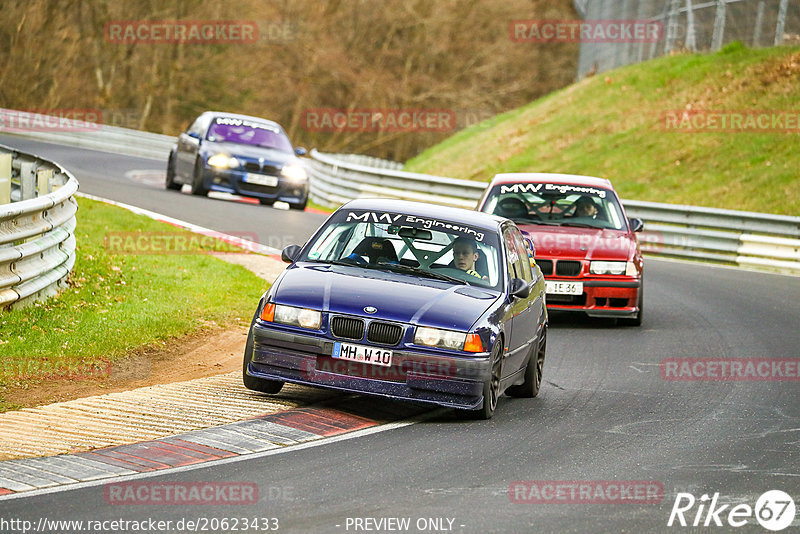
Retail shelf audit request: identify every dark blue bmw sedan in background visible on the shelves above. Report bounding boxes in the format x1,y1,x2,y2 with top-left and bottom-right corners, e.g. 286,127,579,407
166,111,309,209
243,199,548,419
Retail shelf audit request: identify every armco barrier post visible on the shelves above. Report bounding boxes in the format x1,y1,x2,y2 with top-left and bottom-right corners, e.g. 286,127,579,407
37,168,53,196
20,161,35,200
0,153,10,204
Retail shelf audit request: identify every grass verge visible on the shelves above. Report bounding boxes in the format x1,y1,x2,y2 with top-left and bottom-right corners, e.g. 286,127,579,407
404,43,800,216
0,197,269,411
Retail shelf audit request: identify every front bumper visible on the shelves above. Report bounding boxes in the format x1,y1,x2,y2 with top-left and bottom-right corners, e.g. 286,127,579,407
545,278,641,318
246,323,492,410
201,167,308,203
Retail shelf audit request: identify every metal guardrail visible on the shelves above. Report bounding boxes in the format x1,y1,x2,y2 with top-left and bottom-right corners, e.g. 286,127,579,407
2,110,797,275
0,144,79,310
308,150,800,275
0,108,174,161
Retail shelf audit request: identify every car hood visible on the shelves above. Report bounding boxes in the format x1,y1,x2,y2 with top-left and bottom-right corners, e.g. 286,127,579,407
273,263,499,331
519,225,635,260
202,142,297,164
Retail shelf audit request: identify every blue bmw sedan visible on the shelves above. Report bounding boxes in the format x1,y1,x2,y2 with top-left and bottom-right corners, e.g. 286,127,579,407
166,111,309,209
243,199,548,418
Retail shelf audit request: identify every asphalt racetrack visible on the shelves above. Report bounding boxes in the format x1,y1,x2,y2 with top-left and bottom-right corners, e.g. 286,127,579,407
1,134,798,533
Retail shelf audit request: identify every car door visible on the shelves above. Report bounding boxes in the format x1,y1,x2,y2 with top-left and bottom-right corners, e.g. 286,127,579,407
502,224,538,376
175,115,205,180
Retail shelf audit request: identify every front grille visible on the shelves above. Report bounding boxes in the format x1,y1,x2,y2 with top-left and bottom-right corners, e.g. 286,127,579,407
547,293,587,305
555,260,582,276
367,321,403,346
239,182,278,194
330,316,365,340
535,259,554,275
262,164,281,175
242,161,281,175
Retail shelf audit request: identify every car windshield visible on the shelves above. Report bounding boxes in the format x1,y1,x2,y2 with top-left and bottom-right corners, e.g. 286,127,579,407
300,210,503,290
482,182,628,230
206,117,294,152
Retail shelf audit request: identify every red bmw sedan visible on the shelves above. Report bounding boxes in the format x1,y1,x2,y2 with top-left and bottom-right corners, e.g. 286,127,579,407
478,173,644,326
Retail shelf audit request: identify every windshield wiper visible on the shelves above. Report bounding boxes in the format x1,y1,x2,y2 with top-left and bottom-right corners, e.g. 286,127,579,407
305,259,363,268
373,262,469,285
558,221,602,229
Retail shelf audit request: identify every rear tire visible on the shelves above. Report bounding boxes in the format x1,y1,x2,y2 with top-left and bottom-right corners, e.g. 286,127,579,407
165,153,181,190
242,329,284,394
259,198,275,206
506,327,546,398
190,158,209,196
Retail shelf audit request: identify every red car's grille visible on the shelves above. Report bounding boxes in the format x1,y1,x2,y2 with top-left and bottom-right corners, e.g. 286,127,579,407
547,294,587,305
535,259,554,275
555,260,582,276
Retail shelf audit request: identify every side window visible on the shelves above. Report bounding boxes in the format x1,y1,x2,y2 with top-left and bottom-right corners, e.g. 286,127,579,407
511,229,533,282
188,117,205,137
502,228,522,281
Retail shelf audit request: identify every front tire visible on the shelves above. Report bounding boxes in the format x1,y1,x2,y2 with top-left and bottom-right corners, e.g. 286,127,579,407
165,153,181,190
506,327,546,398
470,341,503,420
289,197,308,210
242,329,284,394
190,158,209,196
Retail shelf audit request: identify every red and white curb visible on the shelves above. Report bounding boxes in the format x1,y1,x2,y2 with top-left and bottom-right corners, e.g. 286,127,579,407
0,399,434,499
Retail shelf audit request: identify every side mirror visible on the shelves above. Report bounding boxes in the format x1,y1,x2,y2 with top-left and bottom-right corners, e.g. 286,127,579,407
295,147,307,156
187,131,201,140
629,218,644,233
281,244,302,263
510,278,530,299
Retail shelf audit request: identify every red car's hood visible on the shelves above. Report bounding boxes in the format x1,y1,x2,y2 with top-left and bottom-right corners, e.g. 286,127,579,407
519,225,635,260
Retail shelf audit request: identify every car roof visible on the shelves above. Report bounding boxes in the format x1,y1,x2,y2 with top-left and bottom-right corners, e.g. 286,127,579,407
340,199,508,231
201,111,283,130
490,172,614,189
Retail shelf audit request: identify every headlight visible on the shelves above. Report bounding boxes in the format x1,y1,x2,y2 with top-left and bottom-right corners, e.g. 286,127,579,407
590,261,636,275
414,327,483,353
207,153,240,169
280,164,307,181
262,303,321,329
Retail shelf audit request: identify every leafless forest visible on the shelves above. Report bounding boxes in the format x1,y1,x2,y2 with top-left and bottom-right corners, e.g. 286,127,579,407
0,0,577,160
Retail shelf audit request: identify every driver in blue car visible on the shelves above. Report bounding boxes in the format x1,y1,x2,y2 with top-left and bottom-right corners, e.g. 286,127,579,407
453,237,483,279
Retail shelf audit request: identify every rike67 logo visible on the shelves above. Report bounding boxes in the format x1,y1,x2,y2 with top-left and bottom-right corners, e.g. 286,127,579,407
668,490,796,531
